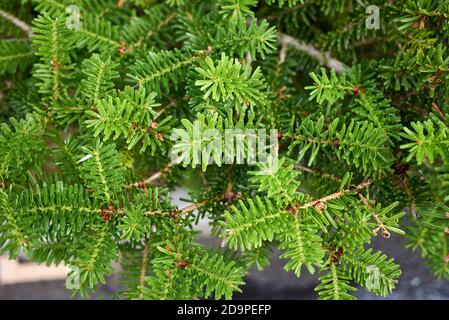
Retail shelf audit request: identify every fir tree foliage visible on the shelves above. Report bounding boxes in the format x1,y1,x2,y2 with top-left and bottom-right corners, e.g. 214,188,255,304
0,0,448,300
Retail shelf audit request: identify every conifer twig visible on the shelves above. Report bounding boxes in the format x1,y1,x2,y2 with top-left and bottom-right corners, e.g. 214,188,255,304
138,238,150,300
357,192,391,238
129,159,178,188
142,191,244,217
277,32,347,73
295,164,341,182
295,180,372,211
398,174,417,219
199,170,209,191
0,9,33,35
179,193,227,215
142,194,224,217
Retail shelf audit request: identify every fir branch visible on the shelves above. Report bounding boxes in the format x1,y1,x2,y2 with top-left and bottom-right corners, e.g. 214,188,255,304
295,163,341,182
357,192,390,238
72,222,117,295
1,0,448,301
0,40,34,74
0,190,29,258
143,191,239,217
78,142,125,204
277,32,347,73
180,193,228,215
315,262,356,300
293,180,372,212
340,247,401,297
129,158,179,188
128,50,196,94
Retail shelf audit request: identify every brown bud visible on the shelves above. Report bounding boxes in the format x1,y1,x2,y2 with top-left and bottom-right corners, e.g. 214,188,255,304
155,132,164,141
170,210,178,219
51,59,60,68
117,41,127,55
332,247,344,262
419,16,426,30
394,163,409,175
99,208,112,221
314,202,327,213
352,86,366,95
137,181,146,189
335,247,343,258
224,191,236,202
176,260,188,268
286,205,296,215
150,121,158,129
332,139,340,147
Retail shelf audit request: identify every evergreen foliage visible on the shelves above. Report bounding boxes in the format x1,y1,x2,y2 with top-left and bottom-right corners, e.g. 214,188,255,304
0,0,448,300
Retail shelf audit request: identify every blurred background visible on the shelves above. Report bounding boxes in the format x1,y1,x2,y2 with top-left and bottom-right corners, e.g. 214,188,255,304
1,188,449,300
